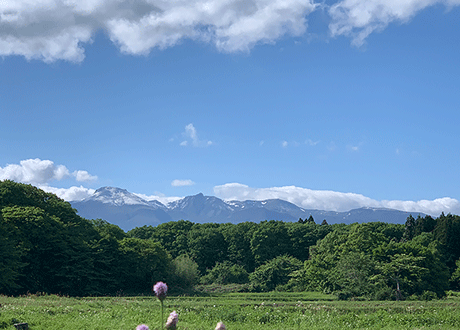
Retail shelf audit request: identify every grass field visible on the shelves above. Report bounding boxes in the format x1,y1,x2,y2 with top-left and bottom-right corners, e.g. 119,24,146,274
1,292,460,330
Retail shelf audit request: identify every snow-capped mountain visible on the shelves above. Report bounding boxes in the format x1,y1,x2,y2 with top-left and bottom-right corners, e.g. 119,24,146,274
70,186,423,231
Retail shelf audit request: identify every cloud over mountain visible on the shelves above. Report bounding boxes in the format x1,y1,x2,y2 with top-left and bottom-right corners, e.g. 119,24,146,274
214,183,460,216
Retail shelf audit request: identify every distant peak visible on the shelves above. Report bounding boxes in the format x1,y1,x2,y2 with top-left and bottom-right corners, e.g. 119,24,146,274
90,186,150,206
95,186,128,194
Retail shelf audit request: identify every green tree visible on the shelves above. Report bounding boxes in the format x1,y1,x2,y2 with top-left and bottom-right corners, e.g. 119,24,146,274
188,224,228,274
130,220,194,258
119,237,172,293
221,222,257,272
0,213,24,293
328,252,377,299
249,255,302,292
374,253,428,300
250,220,290,265
201,261,249,285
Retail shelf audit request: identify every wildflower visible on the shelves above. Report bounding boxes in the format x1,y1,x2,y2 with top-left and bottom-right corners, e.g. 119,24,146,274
153,281,168,329
153,281,168,301
165,311,178,330
136,325,150,330
215,321,226,330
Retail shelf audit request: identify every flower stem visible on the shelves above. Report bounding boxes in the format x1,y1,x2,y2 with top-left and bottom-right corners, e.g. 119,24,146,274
160,299,164,330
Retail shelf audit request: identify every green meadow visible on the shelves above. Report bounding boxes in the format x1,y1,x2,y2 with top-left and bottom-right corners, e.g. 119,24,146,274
1,292,460,330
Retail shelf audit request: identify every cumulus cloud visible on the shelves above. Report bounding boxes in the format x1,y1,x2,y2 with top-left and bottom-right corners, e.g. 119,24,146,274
180,123,212,147
214,183,460,216
0,158,97,184
0,158,69,184
73,170,98,182
171,179,195,187
329,0,460,46
1,0,317,62
2,0,459,62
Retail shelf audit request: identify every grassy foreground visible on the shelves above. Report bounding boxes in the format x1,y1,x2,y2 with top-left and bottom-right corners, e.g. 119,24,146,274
1,292,460,330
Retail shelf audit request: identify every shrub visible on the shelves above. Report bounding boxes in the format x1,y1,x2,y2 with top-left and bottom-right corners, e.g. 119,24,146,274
249,255,302,292
170,254,199,291
201,261,249,285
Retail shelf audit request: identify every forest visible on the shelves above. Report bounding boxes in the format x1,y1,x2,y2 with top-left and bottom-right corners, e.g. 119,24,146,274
1,180,460,300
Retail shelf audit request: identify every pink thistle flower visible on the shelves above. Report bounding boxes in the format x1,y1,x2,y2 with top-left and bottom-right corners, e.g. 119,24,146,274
215,321,226,330
165,310,178,330
136,324,150,330
153,281,168,301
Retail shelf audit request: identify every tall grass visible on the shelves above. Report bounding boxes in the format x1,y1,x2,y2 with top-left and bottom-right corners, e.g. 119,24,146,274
1,292,460,329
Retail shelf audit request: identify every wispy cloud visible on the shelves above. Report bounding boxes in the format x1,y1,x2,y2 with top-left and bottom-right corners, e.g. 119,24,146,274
171,179,195,187
306,139,320,146
282,141,289,148
347,145,359,152
329,0,459,46
180,123,213,147
214,183,460,216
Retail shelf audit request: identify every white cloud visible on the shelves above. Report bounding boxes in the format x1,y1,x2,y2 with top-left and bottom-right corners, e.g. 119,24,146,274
214,183,460,216
181,123,212,147
0,158,70,184
282,141,288,148
2,0,459,62
329,0,460,46
0,0,317,63
73,170,98,182
40,185,96,201
171,179,195,187
134,192,182,206
0,158,97,185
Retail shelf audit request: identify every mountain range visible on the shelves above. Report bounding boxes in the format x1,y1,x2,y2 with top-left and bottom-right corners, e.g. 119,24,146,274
70,186,422,231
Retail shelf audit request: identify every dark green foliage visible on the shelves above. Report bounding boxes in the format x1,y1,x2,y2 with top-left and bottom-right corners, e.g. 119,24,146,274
434,213,460,271
128,220,194,258
118,237,172,292
221,222,257,272
250,220,291,265
201,261,249,285
188,224,228,274
0,181,171,296
0,212,23,293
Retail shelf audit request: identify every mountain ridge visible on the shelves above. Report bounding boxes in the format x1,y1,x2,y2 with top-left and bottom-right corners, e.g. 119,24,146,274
70,186,423,231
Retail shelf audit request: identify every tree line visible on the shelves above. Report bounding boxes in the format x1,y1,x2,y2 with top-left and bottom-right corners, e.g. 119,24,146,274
1,180,460,300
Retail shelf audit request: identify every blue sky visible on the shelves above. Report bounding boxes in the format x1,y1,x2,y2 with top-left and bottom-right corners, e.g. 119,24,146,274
1,0,460,216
